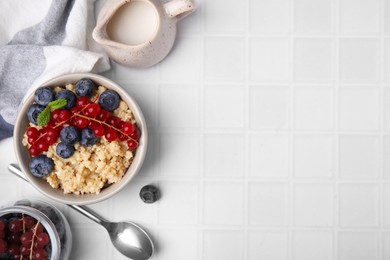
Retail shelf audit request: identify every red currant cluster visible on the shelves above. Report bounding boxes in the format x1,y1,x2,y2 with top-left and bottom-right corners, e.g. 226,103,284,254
25,95,140,157
0,215,50,259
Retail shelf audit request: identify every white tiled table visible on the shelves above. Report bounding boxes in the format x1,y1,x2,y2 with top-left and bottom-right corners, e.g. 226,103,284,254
1,0,390,259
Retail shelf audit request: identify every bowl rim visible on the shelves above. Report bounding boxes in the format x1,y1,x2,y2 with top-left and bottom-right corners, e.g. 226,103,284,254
13,73,148,205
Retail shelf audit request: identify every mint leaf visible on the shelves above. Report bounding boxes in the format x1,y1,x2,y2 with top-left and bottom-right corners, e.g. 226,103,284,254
36,98,67,126
37,106,51,126
48,99,67,110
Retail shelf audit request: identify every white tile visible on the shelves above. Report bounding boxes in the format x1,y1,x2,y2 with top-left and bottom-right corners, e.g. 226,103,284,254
384,232,390,260
249,0,290,34
293,231,333,260
204,0,245,34
111,62,155,82
384,136,390,179
204,85,245,129
159,84,199,128
204,37,245,81
338,231,379,260
249,38,290,81
384,89,390,130
294,135,333,178
249,134,289,178
156,228,198,260
203,230,243,260
294,86,334,130
158,181,198,225
293,184,333,227
248,230,288,260
139,131,158,177
109,179,156,225
159,36,201,81
294,0,332,34
294,39,333,82
339,39,379,83
250,86,290,129
384,184,390,227
70,225,110,260
119,82,157,128
339,0,380,34
249,182,289,226
203,182,244,225
385,40,390,82
339,184,379,227
339,135,379,179
339,87,379,130
204,134,244,178
386,1,390,34
159,133,200,177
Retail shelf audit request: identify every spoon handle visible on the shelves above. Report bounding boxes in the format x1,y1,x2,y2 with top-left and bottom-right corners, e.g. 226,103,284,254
8,163,107,226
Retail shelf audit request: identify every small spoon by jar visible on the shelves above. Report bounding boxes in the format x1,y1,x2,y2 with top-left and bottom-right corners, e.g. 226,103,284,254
8,163,154,260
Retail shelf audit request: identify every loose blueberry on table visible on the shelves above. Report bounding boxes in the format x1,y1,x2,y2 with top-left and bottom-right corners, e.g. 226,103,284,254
0,214,51,260
24,78,141,178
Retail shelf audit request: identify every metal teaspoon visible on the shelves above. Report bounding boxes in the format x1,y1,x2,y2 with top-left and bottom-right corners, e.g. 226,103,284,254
8,163,154,260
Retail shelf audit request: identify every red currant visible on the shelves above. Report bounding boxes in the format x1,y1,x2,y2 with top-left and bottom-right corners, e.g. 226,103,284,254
45,127,58,138
84,103,101,117
9,219,23,233
130,127,140,140
26,127,39,139
127,139,138,150
8,243,19,256
8,233,20,244
118,133,128,141
0,230,4,239
20,231,33,246
51,110,61,123
88,121,99,130
58,109,71,122
32,223,44,234
70,106,80,114
97,109,110,121
29,145,40,156
33,248,48,259
36,233,49,246
72,116,89,129
105,128,118,141
0,220,4,231
93,125,105,137
23,216,35,229
76,97,90,107
106,116,121,127
27,137,36,145
19,244,30,256
0,239,7,253
36,141,49,152
121,122,135,135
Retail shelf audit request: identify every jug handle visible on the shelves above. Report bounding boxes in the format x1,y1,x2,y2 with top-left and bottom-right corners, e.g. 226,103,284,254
164,0,196,20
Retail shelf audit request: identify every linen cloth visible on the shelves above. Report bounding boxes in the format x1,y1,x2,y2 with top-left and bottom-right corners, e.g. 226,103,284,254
0,0,110,140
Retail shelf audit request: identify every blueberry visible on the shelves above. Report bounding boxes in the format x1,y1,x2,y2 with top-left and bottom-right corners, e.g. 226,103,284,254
80,128,99,146
60,126,80,145
56,90,76,110
0,252,12,260
75,78,96,97
27,104,45,125
98,90,120,112
34,86,54,106
56,142,75,159
29,155,54,178
139,185,160,203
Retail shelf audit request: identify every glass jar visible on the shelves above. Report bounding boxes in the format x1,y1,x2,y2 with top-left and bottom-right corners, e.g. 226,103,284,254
0,199,72,260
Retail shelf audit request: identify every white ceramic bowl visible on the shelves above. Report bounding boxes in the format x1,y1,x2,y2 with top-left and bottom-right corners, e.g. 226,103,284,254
13,73,148,205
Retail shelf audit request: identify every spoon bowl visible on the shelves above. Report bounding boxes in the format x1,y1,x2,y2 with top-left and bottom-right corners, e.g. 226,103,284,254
8,163,154,260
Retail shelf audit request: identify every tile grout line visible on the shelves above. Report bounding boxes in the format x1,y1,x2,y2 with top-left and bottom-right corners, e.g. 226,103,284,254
379,0,385,258
199,1,205,259
334,0,340,258
289,0,295,259
243,0,250,259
